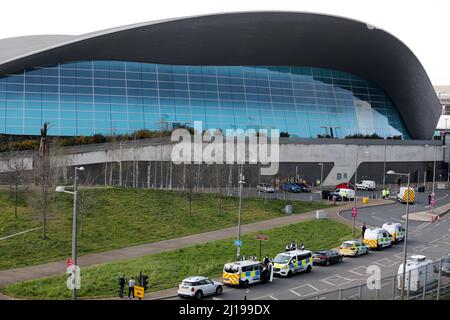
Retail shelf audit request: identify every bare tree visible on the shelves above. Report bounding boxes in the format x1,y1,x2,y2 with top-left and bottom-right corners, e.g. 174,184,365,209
78,173,94,236
7,150,27,218
36,123,51,240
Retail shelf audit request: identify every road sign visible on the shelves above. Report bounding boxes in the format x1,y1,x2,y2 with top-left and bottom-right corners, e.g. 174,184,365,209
234,240,242,247
254,234,269,241
351,207,358,218
134,285,145,299
67,258,73,268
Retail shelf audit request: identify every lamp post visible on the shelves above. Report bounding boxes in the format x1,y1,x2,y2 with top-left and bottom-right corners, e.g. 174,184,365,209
318,163,324,193
55,166,85,300
383,138,387,189
236,172,245,260
387,170,410,300
353,150,369,236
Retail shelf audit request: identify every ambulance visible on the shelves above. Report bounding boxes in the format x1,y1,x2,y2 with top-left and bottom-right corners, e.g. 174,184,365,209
272,249,313,277
382,222,406,243
397,255,439,293
363,227,392,250
397,187,415,204
222,260,273,287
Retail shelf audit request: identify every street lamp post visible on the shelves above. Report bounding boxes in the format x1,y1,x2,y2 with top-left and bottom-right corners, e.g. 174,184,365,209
383,138,387,189
318,163,324,193
55,166,84,300
387,170,410,300
353,150,369,236
236,172,245,260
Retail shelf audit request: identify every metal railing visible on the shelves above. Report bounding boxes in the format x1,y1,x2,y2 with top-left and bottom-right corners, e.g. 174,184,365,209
303,260,450,300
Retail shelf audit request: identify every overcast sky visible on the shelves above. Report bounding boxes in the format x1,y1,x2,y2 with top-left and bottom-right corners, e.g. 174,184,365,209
1,0,448,84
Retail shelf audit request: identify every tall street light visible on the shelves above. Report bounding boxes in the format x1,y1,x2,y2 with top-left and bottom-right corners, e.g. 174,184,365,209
387,170,410,299
55,166,84,300
353,150,369,236
318,163,324,193
382,138,387,189
236,171,245,260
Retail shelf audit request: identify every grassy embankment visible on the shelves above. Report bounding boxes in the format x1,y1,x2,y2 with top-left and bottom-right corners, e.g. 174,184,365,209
0,186,332,270
2,219,352,299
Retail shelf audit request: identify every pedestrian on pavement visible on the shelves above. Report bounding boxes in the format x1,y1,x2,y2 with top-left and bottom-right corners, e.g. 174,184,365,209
382,188,386,199
128,276,135,299
428,193,432,205
386,188,390,199
118,274,126,298
361,222,367,239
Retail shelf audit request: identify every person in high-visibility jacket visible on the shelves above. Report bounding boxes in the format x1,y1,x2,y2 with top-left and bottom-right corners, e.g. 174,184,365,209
382,189,386,199
386,189,390,198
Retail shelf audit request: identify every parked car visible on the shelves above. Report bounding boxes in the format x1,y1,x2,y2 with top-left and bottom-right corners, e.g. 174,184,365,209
356,180,376,191
442,254,450,276
339,240,369,257
321,190,334,200
294,182,311,192
256,183,275,193
336,182,354,190
312,250,343,266
178,276,223,299
280,183,301,193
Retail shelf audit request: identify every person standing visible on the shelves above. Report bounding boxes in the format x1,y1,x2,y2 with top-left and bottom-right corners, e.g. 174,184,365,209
428,193,432,205
118,274,126,298
386,188,390,199
128,276,135,299
361,222,367,239
382,188,386,199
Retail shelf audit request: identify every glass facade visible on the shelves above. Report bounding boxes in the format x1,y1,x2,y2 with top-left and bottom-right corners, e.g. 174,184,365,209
0,61,410,138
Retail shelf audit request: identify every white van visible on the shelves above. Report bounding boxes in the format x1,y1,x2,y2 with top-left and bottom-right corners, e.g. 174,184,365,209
397,255,439,292
382,222,405,243
272,249,313,277
333,188,356,201
356,180,376,191
363,227,392,250
397,187,415,204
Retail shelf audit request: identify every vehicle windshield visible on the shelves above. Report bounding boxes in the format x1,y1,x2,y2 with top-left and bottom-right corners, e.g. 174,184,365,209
274,254,291,264
224,265,239,273
341,243,354,248
443,257,450,263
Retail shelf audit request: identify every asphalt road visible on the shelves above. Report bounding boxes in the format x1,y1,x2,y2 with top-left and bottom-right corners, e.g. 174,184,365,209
172,189,450,300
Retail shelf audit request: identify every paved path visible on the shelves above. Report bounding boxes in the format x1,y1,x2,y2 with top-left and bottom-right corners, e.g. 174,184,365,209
0,199,391,297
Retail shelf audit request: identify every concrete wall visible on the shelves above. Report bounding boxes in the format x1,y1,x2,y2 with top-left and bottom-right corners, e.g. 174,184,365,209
0,139,444,187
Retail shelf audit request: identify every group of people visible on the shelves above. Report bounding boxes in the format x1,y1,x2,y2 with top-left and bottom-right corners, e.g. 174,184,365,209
118,275,136,299
381,188,391,199
285,240,305,252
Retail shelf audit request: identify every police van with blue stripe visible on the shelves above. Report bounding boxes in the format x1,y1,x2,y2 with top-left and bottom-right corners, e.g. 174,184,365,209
273,249,313,277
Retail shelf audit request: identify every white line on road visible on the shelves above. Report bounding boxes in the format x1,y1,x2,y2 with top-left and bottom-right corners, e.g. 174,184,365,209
289,290,302,297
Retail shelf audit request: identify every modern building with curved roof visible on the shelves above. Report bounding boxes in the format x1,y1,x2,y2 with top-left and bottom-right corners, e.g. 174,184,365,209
0,11,441,139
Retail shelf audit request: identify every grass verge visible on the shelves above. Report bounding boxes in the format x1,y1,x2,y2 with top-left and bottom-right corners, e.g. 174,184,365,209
0,186,332,270
2,219,352,299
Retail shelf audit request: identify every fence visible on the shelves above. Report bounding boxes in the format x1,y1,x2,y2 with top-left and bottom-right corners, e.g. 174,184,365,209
303,260,450,300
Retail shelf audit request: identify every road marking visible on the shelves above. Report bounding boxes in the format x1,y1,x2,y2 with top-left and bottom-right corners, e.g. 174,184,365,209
413,243,439,252
393,253,404,260
253,294,278,300
288,283,321,297
320,275,354,286
392,218,404,223
289,290,302,297
374,258,399,268
348,266,369,276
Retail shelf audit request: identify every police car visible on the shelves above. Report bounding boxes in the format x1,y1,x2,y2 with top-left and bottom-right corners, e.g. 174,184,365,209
339,240,369,257
177,276,223,299
272,249,313,277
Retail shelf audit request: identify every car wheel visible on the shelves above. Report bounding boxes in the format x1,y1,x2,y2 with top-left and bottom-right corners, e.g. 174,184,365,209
215,286,223,296
243,280,249,288
195,290,204,300
326,260,330,266
306,265,312,273
339,257,343,263
287,271,293,278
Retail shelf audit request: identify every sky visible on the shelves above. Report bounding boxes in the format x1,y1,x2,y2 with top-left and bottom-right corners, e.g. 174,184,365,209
0,0,448,84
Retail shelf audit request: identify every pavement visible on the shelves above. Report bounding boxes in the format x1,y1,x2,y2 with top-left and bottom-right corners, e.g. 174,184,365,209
0,198,392,298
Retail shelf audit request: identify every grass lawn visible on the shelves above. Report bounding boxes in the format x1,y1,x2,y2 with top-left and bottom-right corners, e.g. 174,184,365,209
2,219,352,299
0,186,332,270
